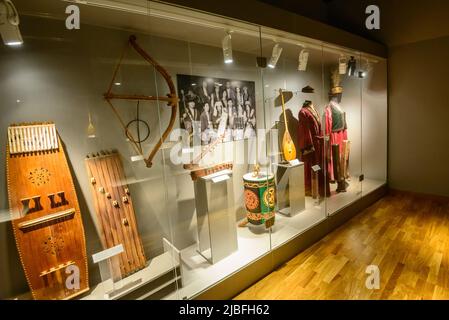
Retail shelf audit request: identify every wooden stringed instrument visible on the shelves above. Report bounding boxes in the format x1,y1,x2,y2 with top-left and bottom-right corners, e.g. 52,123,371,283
6,122,89,300
279,89,297,161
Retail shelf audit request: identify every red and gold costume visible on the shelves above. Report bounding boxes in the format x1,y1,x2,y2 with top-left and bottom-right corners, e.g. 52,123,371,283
325,100,348,182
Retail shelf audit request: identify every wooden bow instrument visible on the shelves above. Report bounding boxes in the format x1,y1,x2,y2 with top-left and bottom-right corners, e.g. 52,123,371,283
104,35,178,168
279,89,297,161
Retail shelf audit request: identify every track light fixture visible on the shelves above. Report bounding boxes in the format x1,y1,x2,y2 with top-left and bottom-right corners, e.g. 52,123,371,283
298,48,309,71
222,32,233,64
0,0,23,46
347,56,357,77
268,43,282,69
339,55,348,75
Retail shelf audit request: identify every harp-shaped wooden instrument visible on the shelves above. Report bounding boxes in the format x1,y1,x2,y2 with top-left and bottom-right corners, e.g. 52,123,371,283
104,35,178,168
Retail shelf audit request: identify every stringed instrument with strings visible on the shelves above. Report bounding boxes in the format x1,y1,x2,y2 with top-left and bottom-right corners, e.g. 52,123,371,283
279,89,297,161
6,122,89,299
184,105,228,175
183,133,225,171
104,35,178,168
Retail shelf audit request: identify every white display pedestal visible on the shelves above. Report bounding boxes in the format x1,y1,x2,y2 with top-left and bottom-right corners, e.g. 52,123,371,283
274,161,306,217
84,238,182,300
193,169,238,264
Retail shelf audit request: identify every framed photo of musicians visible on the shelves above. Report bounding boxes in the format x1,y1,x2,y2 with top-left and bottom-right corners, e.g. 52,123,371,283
177,74,257,146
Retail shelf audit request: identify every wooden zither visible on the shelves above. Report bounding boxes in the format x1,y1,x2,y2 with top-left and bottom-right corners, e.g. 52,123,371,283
85,150,146,279
6,122,89,300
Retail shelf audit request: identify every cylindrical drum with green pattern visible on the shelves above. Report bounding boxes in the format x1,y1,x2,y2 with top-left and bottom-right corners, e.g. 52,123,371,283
243,172,276,228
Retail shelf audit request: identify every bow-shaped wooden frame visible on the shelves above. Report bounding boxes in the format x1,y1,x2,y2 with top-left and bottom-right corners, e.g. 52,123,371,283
104,35,178,168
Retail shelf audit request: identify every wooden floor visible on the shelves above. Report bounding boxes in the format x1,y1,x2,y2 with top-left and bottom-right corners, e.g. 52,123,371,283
235,192,449,300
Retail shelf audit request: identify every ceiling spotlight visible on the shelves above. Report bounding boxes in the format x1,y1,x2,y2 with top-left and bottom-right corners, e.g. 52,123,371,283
222,32,233,64
268,43,283,69
0,0,23,47
298,48,309,71
339,55,348,75
347,56,357,77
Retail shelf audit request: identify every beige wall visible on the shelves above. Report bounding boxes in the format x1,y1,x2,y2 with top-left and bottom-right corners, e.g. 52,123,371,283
388,36,449,197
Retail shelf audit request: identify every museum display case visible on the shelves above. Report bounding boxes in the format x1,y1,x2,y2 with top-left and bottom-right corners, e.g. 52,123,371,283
0,0,387,300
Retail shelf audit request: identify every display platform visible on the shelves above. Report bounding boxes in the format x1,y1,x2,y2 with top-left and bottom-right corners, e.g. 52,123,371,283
328,178,386,215
83,238,182,300
163,178,385,300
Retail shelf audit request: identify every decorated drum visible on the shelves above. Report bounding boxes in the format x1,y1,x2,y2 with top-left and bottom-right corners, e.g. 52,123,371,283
243,172,276,228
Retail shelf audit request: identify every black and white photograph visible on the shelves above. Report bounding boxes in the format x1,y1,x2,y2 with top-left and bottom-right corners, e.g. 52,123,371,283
177,74,257,146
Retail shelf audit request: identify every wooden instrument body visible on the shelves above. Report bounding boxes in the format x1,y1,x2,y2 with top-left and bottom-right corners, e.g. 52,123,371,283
6,124,89,300
282,132,296,162
279,90,297,161
189,162,233,181
243,172,276,228
85,151,146,279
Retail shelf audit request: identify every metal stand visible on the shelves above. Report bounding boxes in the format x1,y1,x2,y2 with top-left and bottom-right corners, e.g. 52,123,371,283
274,161,306,217
193,169,238,264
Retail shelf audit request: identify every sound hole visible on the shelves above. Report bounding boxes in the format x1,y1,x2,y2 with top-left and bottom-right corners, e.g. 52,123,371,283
29,168,51,186
42,236,65,255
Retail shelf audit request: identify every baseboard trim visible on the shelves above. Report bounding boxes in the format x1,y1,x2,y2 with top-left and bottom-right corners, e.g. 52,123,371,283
194,184,388,300
389,188,449,202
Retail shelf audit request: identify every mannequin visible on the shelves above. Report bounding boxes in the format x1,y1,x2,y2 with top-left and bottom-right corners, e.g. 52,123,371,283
325,93,349,192
298,100,330,197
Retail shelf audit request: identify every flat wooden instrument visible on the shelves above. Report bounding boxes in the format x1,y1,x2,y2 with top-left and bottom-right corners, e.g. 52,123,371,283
6,122,89,300
189,162,233,181
85,150,146,280
279,89,297,161
183,133,225,171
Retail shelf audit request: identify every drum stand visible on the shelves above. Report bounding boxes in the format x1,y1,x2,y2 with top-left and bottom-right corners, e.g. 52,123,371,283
193,169,238,264
274,161,306,217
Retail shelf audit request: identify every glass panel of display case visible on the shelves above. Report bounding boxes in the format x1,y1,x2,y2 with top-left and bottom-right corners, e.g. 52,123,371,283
0,0,181,300
136,7,271,299
0,0,389,301
259,27,327,248
361,54,388,194
322,48,363,215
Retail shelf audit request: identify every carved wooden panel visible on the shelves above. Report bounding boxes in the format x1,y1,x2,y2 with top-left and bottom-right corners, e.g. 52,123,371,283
6,122,89,300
